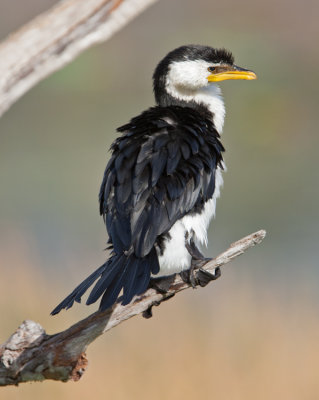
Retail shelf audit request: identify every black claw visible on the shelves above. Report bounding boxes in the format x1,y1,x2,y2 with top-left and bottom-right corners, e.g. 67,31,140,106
214,267,221,279
142,301,160,319
145,274,176,319
183,239,220,288
180,257,216,288
196,267,221,287
180,264,220,288
142,295,174,319
142,306,153,319
180,268,197,288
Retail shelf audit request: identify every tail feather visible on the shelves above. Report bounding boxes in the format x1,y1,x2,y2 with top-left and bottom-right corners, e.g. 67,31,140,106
134,248,159,296
86,254,123,305
97,252,153,312
122,258,140,305
97,258,131,311
99,269,128,311
134,258,151,295
50,263,108,315
51,247,159,315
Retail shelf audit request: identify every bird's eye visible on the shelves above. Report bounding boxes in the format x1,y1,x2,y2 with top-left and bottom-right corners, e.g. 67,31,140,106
208,66,216,73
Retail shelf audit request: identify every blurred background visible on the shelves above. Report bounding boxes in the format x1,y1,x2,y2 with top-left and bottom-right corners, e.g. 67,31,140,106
0,0,318,398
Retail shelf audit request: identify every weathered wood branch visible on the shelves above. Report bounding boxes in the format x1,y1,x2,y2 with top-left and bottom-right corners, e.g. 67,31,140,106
0,230,266,386
0,0,158,118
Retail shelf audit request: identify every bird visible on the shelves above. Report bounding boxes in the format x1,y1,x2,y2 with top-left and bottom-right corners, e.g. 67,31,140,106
51,45,256,315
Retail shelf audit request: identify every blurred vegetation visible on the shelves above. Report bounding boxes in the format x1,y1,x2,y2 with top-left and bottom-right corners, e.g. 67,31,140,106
0,0,319,398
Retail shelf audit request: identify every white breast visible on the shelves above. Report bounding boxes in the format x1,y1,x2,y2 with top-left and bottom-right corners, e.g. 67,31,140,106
155,166,224,277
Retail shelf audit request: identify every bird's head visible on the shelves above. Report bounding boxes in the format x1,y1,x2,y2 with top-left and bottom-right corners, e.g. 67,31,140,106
153,45,256,124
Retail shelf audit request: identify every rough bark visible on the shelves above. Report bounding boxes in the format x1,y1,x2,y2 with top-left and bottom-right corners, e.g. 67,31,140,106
0,230,266,386
0,0,158,118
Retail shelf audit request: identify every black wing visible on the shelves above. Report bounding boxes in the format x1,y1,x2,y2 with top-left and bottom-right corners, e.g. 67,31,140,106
99,106,224,259
51,106,224,314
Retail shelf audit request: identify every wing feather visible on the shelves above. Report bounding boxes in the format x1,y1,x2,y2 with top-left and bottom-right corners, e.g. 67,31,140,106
99,106,224,260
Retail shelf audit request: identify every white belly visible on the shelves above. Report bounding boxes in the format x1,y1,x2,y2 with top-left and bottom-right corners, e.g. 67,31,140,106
155,167,223,277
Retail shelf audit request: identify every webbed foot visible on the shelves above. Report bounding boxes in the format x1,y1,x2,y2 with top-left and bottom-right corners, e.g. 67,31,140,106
197,266,221,287
180,258,221,288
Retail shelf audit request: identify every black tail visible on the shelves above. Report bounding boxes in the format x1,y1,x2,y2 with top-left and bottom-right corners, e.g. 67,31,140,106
51,248,159,315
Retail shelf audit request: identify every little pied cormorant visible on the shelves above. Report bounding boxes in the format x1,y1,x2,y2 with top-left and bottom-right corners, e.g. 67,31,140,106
51,45,256,315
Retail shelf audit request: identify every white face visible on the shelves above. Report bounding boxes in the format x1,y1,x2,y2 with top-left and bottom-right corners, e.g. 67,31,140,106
166,60,218,91
165,59,226,134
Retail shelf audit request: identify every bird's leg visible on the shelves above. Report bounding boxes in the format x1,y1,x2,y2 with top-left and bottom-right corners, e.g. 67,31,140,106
180,239,221,287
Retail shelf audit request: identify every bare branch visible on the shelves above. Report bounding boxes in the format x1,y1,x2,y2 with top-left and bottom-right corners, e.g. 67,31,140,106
0,0,158,118
0,230,266,386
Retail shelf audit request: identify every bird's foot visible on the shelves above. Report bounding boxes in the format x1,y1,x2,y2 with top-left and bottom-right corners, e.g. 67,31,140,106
180,264,197,288
149,274,176,294
142,290,175,319
180,258,221,288
197,266,221,287
142,301,160,319
143,275,176,319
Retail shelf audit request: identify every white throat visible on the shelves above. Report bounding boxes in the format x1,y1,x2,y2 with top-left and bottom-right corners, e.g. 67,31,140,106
165,83,225,134
165,60,226,134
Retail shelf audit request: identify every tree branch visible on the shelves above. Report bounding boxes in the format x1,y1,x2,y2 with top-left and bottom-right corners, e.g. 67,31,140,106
0,0,158,118
0,230,266,386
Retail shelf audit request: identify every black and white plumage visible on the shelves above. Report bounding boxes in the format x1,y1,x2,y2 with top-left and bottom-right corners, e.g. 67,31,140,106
51,45,256,315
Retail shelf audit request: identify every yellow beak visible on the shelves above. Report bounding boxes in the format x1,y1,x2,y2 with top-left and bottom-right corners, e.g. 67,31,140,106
207,65,257,82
